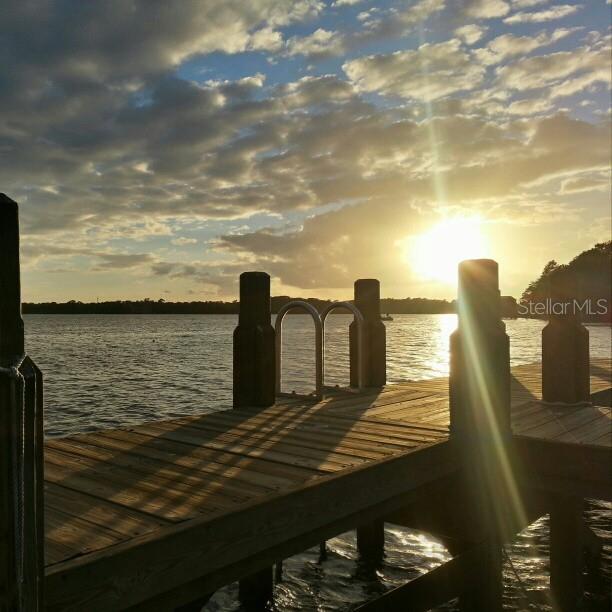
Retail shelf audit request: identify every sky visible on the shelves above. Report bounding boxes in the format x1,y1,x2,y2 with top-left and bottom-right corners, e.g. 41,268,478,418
2,0,610,302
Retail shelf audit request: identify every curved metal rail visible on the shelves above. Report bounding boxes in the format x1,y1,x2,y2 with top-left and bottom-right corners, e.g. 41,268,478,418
275,300,323,398
320,301,365,391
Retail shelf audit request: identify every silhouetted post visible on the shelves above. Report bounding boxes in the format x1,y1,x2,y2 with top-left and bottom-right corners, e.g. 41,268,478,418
542,277,589,404
449,259,511,612
349,280,386,564
540,278,589,609
0,194,44,611
233,272,275,409
350,279,386,388
233,272,275,604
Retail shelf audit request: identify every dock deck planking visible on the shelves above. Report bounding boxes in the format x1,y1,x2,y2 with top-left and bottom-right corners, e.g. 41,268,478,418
42,359,611,610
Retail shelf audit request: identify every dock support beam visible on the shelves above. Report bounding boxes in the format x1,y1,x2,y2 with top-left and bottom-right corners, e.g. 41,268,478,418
0,194,44,611
350,279,386,565
449,259,511,612
233,271,276,409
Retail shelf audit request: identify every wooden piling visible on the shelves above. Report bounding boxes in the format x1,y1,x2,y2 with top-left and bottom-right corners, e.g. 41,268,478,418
449,259,511,612
356,520,385,567
233,272,275,409
542,275,590,404
350,279,387,564
350,279,386,388
233,272,276,603
0,194,44,611
550,495,584,612
238,566,274,609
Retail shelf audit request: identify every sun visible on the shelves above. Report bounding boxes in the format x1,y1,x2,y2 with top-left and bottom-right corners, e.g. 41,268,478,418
403,217,489,285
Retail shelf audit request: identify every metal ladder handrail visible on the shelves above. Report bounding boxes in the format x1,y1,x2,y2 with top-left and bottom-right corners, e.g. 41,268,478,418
320,301,365,391
275,300,323,398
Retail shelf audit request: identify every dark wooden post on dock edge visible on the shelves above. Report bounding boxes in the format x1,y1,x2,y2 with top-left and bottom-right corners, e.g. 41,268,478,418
542,277,590,405
350,279,386,388
350,279,386,566
541,275,589,611
449,259,511,612
233,271,275,606
233,271,275,409
0,194,44,611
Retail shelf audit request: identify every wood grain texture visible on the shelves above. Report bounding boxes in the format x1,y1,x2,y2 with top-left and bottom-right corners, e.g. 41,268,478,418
41,359,611,610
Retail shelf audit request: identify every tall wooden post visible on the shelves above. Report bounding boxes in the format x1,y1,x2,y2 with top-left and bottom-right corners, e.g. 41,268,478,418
541,275,588,610
350,279,386,388
350,279,386,565
449,259,511,612
233,272,275,605
542,276,590,404
0,194,44,611
233,271,275,409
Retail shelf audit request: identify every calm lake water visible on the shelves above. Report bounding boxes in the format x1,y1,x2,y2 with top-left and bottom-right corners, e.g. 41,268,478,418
25,314,611,611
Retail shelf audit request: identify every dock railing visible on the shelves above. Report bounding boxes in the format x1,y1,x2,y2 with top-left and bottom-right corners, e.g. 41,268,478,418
0,194,44,611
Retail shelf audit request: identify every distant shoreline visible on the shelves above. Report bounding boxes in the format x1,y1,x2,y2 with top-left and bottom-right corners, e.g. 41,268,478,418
23,296,459,316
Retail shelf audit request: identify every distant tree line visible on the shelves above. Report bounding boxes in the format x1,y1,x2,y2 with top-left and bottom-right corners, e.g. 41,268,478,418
520,241,611,323
23,295,523,317
23,296,455,315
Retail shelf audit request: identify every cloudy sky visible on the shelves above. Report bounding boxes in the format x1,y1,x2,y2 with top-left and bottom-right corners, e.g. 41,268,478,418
3,0,610,302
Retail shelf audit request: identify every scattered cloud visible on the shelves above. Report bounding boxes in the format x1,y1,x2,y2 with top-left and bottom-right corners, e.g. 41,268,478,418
462,0,510,19
344,40,485,101
504,4,582,24
476,27,580,64
455,24,488,45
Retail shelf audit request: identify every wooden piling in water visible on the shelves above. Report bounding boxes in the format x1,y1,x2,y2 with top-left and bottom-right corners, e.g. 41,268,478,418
350,279,387,565
233,272,276,604
449,259,511,612
0,194,44,611
550,495,584,612
233,271,276,409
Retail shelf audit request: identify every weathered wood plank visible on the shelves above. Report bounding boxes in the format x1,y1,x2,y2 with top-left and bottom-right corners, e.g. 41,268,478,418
45,442,456,611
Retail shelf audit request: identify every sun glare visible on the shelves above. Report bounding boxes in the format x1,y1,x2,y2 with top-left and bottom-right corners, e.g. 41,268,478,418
404,217,489,285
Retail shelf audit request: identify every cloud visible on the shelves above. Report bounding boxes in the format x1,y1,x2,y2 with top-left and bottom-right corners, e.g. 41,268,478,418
3,0,610,299
343,39,485,101
333,0,363,5
214,113,610,290
511,0,548,6
94,253,155,270
504,4,582,24
475,27,580,64
462,0,510,18
455,24,488,45
286,0,446,59
286,29,345,57
496,41,611,95
171,237,198,246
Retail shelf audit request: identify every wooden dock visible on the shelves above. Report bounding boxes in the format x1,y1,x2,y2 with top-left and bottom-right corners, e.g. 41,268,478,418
41,358,611,610
1,194,610,612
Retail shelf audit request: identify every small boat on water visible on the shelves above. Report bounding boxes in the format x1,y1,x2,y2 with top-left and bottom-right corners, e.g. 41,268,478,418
381,313,393,321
